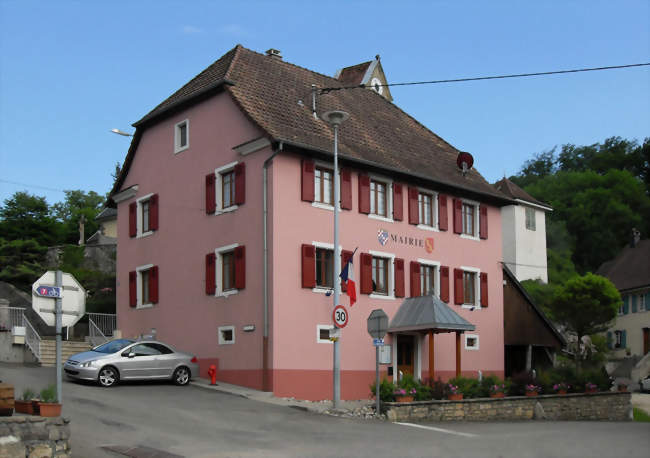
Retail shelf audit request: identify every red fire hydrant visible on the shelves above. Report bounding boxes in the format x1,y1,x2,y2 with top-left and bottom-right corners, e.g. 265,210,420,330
207,365,217,385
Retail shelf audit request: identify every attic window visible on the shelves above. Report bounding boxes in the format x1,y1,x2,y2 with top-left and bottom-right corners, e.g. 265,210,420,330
174,119,189,154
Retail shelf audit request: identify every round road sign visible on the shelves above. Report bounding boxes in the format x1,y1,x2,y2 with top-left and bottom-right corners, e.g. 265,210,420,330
332,305,348,329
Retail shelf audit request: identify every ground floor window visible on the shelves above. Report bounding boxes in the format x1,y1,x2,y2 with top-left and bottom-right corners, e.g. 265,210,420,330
218,326,235,345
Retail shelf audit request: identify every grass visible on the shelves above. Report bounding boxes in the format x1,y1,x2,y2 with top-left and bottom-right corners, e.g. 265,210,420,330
633,407,650,422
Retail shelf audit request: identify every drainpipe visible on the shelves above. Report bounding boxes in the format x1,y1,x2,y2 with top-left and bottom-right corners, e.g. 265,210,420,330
262,141,283,392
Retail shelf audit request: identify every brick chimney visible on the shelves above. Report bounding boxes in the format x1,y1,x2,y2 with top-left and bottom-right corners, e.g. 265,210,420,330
265,48,282,59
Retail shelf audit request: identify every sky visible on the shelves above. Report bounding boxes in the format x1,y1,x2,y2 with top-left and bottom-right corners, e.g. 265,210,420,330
1,0,648,207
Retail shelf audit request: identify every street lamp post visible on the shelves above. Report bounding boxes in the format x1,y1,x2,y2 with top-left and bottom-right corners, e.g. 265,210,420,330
322,110,349,409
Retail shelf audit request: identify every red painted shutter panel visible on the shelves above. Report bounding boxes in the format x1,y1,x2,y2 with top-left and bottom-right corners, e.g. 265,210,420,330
440,266,450,302
358,174,370,214
393,184,403,221
129,202,137,237
438,194,448,231
410,261,421,297
360,253,373,294
129,271,137,307
340,169,352,210
394,258,405,298
301,244,316,288
301,159,315,202
234,163,246,205
480,272,488,307
234,246,246,290
341,250,353,291
205,253,216,295
149,194,159,231
454,268,464,305
453,199,462,234
149,265,159,304
479,205,488,239
408,187,419,225
205,173,216,214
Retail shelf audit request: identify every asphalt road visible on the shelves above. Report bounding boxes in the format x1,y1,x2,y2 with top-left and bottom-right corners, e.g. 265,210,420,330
1,363,649,458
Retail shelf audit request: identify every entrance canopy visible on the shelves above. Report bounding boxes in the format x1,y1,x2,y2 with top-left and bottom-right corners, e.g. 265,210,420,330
388,295,475,333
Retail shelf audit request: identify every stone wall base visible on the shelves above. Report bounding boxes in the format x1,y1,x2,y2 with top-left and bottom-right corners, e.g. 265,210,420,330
0,416,70,457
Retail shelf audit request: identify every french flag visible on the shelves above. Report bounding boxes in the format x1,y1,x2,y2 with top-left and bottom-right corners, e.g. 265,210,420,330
340,252,357,307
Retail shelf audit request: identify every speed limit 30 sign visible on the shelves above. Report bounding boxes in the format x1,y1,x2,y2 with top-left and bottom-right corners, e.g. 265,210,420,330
332,305,349,328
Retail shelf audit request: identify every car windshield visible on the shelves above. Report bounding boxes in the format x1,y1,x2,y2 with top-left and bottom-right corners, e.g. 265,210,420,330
93,339,134,354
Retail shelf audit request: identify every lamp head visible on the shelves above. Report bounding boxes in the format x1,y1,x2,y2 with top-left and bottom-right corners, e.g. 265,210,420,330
321,110,349,127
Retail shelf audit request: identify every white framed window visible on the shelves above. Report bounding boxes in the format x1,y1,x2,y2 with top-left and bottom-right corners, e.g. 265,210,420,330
218,325,235,345
614,330,623,348
317,324,334,344
369,249,395,300
464,334,479,350
639,294,646,312
417,258,440,297
460,265,481,309
136,193,154,238
214,243,239,297
310,241,342,293
311,160,342,212
368,174,394,223
460,198,480,240
417,189,439,231
525,207,536,231
136,263,154,309
174,119,189,154
214,161,239,214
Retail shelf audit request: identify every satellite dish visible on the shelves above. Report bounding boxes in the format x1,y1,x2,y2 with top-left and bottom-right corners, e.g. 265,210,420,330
456,151,474,176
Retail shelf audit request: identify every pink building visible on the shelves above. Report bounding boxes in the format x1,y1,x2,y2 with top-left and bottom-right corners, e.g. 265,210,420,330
110,46,512,400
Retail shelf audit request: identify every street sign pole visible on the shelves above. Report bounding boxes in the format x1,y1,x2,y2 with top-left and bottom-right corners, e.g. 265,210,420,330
55,270,63,404
367,309,389,416
375,345,380,415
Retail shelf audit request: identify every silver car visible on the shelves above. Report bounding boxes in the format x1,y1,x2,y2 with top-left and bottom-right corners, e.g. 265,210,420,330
64,339,199,387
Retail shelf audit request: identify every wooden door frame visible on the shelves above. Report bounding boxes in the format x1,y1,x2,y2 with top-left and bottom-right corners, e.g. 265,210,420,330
391,333,421,383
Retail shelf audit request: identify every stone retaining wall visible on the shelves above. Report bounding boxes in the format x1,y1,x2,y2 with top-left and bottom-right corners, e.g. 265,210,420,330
385,392,631,422
0,416,71,457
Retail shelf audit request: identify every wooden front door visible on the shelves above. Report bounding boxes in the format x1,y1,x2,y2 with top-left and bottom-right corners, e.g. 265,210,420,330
397,335,415,376
644,328,649,355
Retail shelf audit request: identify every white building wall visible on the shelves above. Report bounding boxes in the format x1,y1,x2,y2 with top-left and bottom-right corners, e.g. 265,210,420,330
501,204,548,283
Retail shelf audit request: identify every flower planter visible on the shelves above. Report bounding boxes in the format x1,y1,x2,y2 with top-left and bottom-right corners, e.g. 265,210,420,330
32,400,40,415
556,390,567,395
38,402,62,417
447,394,463,401
14,400,34,415
618,385,627,392
395,395,414,403
525,391,538,397
490,392,505,398
585,388,597,394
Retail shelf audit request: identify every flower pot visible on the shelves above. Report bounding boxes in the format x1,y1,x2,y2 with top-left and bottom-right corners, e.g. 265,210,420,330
395,395,414,403
38,402,61,417
490,392,505,398
447,394,463,401
14,400,34,415
618,385,627,392
585,388,597,394
525,391,538,397
557,390,567,395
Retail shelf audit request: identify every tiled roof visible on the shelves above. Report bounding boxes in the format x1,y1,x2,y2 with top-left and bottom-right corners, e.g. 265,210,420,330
596,239,650,291
116,45,512,204
336,61,372,85
493,177,551,209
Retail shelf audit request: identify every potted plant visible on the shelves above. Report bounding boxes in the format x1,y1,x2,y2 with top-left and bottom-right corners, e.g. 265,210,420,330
553,383,570,395
38,385,61,417
394,388,415,403
14,388,36,414
489,384,506,398
525,384,541,397
617,382,628,392
447,384,463,401
585,382,598,394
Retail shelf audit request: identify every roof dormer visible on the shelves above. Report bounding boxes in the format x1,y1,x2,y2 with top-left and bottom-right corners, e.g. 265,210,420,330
335,55,393,102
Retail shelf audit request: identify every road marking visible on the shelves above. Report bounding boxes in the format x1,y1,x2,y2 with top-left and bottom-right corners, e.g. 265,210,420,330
395,422,479,438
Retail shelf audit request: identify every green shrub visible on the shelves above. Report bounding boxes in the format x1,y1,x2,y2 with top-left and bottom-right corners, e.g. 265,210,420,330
423,377,446,400
369,378,396,402
39,384,57,403
20,388,36,401
448,376,481,398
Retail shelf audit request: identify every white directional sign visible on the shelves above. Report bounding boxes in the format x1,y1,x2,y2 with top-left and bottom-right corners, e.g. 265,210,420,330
332,305,348,329
32,271,86,327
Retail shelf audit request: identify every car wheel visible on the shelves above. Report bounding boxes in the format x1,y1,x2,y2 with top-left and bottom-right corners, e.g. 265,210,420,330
98,366,119,387
173,366,191,386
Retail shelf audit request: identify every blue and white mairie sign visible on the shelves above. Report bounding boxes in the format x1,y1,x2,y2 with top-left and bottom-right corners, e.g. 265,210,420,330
377,229,389,246
373,338,384,346
35,285,62,298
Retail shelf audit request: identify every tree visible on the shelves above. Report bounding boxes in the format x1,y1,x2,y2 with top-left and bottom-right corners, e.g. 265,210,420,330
0,192,59,246
52,190,104,244
549,273,620,367
0,238,47,292
510,149,557,188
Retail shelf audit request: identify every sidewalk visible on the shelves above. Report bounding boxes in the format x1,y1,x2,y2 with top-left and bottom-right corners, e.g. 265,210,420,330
190,377,376,416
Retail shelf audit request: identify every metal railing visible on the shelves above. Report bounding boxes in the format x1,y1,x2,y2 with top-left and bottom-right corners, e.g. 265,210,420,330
88,319,109,347
87,313,116,339
0,306,26,331
23,314,41,360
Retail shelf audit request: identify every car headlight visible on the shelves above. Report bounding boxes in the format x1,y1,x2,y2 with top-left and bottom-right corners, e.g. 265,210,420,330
80,360,96,368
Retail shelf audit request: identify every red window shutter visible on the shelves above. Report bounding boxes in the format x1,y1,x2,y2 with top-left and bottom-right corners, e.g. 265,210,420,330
234,246,246,289
149,194,159,231
410,261,421,297
301,244,316,288
360,253,373,294
129,202,137,237
453,198,462,234
205,253,216,295
340,169,352,210
341,250,353,291
205,173,216,214
129,271,137,307
479,205,488,239
394,258,405,297
149,265,159,304
480,272,488,307
454,268,464,305
234,163,246,205
438,194,448,231
408,187,419,225
358,174,370,214
440,266,450,302
393,184,403,221
301,159,315,202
